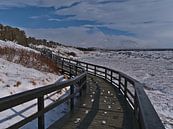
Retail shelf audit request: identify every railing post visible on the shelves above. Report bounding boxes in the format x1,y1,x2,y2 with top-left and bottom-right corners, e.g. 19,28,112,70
68,60,70,66
94,66,96,75
61,59,64,73
105,69,107,80
70,85,74,110
75,65,78,76
84,75,87,89
111,71,113,83
69,64,72,77
57,56,60,65
86,64,88,71
79,80,82,96
76,60,79,66
134,91,139,120
124,79,127,98
118,74,121,90
38,96,45,129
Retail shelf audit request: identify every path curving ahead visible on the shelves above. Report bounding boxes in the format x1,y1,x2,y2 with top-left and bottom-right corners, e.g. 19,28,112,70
49,75,139,129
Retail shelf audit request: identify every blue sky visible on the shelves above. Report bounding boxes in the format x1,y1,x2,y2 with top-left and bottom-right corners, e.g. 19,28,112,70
0,0,173,48
0,6,101,28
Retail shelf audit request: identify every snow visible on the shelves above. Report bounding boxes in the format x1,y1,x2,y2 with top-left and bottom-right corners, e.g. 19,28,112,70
0,58,59,98
1,38,172,128
30,44,83,58
78,50,173,129
0,40,38,53
0,40,70,128
0,58,70,129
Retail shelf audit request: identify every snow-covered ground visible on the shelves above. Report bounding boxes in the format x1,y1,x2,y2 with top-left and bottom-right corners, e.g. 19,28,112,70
0,40,70,128
0,58,70,129
30,44,83,58
1,39,172,128
0,40,38,53
78,50,173,129
0,58,59,98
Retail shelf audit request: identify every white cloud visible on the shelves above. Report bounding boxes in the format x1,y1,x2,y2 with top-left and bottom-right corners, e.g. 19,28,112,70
54,0,173,48
0,0,80,8
25,27,151,49
1,0,173,48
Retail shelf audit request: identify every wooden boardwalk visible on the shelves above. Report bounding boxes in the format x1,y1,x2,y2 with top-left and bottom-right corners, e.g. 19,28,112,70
49,75,139,129
0,53,165,129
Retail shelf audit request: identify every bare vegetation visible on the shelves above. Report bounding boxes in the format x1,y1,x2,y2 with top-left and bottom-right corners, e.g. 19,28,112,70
30,80,37,86
14,81,21,87
0,46,59,74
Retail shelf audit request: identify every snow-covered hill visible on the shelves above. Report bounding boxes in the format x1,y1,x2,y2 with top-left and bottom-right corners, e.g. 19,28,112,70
0,40,69,128
29,44,84,58
0,57,69,128
0,40,37,52
0,40,60,74
0,58,59,98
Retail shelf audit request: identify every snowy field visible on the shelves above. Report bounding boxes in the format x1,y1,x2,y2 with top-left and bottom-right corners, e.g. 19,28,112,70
78,50,173,129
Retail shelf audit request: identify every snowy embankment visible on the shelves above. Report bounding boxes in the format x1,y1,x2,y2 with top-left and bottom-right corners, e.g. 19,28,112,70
30,44,83,58
78,50,173,129
0,58,59,98
0,40,69,128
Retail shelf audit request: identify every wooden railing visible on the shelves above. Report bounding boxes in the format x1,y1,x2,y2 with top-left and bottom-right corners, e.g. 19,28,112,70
0,55,87,129
0,48,166,129
51,53,165,129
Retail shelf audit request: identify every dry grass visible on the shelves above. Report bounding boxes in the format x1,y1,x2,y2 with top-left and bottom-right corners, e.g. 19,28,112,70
0,46,59,74
14,81,21,87
30,80,37,86
0,78,4,83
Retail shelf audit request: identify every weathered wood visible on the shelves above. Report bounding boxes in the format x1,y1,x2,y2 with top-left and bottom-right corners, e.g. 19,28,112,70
118,74,121,90
0,73,86,112
38,96,45,129
135,83,165,129
124,79,127,98
70,85,74,110
110,71,113,83
94,66,96,75
105,69,107,80
54,54,165,129
52,75,139,129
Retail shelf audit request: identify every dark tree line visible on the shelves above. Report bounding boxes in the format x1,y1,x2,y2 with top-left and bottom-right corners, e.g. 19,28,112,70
0,24,98,52
0,24,62,48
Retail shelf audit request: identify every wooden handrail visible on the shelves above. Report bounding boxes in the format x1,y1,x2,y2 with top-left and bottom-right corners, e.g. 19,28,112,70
50,52,165,129
0,53,87,129
0,72,86,112
0,47,165,129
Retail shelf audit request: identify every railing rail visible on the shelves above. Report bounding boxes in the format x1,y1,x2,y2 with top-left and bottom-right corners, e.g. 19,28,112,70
0,47,165,129
0,53,87,129
51,52,165,129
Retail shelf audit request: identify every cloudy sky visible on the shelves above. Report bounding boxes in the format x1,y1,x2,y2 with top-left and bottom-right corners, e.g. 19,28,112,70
0,0,173,48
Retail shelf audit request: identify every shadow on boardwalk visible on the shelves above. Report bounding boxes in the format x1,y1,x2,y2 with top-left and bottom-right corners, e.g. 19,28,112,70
48,75,139,129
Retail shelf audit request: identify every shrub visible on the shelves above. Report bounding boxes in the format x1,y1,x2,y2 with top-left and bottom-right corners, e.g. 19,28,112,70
0,47,60,74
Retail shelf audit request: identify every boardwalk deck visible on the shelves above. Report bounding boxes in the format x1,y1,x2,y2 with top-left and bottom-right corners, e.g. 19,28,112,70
49,74,139,129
